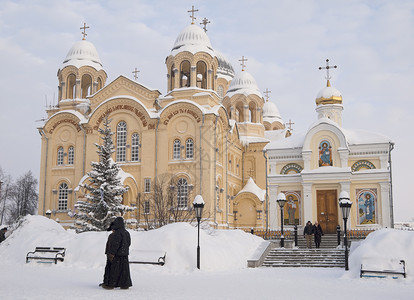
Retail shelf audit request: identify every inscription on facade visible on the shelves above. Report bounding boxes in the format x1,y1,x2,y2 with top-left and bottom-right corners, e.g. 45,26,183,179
163,108,201,125
94,104,148,130
49,119,81,134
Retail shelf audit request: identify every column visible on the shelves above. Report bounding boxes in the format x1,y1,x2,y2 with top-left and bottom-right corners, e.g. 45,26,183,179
244,105,249,122
60,81,66,101
302,150,312,171
75,79,81,99
380,182,391,227
302,183,312,224
190,66,196,87
268,185,279,230
338,149,349,168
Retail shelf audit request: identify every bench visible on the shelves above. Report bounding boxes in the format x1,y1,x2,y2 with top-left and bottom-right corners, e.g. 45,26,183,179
26,247,66,264
129,250,166,266
360,259,406,279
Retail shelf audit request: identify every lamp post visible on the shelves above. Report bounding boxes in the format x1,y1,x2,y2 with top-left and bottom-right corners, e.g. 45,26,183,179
193,195,205,269
339,191,352,271
277,193,287,248
46,210,52,219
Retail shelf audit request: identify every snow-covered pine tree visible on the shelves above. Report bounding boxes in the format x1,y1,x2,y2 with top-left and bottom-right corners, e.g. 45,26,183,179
74,116,134,233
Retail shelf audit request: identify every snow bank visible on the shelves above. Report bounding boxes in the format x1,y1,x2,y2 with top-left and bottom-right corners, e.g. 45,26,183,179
0,215,263,271
346,229,414,280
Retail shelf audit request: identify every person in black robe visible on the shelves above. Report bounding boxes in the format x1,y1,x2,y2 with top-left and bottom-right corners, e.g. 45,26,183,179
101,217,132,290
313,221,324,248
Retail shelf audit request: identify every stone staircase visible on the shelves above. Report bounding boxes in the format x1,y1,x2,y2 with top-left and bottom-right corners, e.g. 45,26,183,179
295,233,340,249
262,248,345,268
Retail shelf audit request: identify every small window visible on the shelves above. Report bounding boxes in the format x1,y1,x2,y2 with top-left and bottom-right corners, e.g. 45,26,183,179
186,138,194,159
116,121,127,162
144,178,151,193
144,201,150,214
173,139,181,160
57,147,64,165
131,133,140,162
177,178,188,208
58,182,68,210
68,146,74,165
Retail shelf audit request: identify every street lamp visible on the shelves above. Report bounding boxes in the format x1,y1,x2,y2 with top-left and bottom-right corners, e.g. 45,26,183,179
193,195,205,269
46,210,52,219
339,191,352,271
277,193,287,248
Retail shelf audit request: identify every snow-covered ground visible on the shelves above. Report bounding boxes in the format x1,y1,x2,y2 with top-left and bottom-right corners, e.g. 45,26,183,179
0,215,413,300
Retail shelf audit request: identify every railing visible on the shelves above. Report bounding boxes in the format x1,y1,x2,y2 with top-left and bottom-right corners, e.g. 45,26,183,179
347,229,377,239
245,229,294,240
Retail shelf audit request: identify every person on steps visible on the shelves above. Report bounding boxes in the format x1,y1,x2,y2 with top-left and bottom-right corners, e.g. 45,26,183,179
313,221,324,248
303,221,314,248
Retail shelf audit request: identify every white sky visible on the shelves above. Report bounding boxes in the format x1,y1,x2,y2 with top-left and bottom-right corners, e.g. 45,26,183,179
0,0,413,221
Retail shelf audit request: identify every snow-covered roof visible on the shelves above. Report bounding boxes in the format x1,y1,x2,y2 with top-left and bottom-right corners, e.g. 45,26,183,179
225,71,263,99
171,24,215,57
239,135,269,147
237,178,266,202
316,80,342,104
342,128,392,145
215,50,235,79
264,129,288,142
46,109,89,125
265,130,306,150
61,40,103,71
262,100,283,124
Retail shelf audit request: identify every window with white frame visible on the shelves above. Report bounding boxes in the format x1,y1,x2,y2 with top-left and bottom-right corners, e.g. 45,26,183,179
116,121,127,162
68,146,74,165
144,201,150,214
131,133,140,162
144,178,151,193
57,147,64,165
186,138,194,159
177,178,188,208
58,182,68,210
173,139,181,159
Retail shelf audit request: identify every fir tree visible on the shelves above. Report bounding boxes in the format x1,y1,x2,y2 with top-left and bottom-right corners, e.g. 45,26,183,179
74,116,134,232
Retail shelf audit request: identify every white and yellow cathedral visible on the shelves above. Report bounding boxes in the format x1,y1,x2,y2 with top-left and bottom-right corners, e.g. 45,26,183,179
38,15,394,234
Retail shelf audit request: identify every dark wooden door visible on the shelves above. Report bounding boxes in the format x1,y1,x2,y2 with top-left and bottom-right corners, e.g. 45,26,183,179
317,190,338,234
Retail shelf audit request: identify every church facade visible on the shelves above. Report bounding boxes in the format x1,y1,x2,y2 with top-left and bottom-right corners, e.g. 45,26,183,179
38,14,394,233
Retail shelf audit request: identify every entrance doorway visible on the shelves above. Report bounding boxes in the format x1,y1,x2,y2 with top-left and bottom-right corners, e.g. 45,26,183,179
316,190,338,234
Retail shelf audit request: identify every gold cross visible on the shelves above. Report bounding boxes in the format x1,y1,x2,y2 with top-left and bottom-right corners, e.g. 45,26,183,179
263,88,271,101
239,56,248,71
188,5,199,24
132,67,140,81
286,119,295,131
318,58,337,80
80,22,90,40
200,17,210,32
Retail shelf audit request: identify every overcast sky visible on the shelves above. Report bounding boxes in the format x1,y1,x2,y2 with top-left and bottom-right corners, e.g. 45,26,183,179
0,0,413,221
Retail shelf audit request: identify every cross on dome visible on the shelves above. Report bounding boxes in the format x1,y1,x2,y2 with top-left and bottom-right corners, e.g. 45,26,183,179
318,58,337,85
80,22,90,40
188,5,199,24
200,17,210,32
263,88,271,101
239,56,248,71
286,119,295,131
132,67,140,81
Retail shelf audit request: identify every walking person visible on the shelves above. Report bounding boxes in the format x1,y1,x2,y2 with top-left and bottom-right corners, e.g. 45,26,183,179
101,217,132,290
313,221,324,248
303,221,314,248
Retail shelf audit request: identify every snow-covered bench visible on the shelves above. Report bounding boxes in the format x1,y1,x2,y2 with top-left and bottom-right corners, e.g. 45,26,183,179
26,247,66,264
129,250,166,266
360,259,406,279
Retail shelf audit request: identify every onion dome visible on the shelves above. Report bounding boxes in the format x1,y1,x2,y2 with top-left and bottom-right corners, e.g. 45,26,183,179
226,71,262,98
316,80,342,105
263,100,283,123
61,40,103,71
171,24,215,57
215,50,235,80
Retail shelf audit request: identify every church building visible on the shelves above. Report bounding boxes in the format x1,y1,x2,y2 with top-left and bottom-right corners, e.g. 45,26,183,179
37,9,394,233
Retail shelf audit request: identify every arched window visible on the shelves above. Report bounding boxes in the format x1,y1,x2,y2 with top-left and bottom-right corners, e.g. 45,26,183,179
116,121,127,162
67,74,76,99
180,60,191,87
81,74,92,98
249,102,257,123
131,133,140,162
57,147,64,165
173,139,181,160
68,146,74,165
170,64,175,91
58,182,68,210
196,61,207,89
177,178,188,208
186,138,194,159
97,77,103,90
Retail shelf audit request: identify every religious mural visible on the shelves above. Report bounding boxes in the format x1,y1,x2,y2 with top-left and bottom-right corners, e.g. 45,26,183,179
356,188,377,225
282,191,301,225
319,140,333,166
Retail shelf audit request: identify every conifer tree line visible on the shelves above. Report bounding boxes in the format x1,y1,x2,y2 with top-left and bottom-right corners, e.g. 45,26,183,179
0,168,38,225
